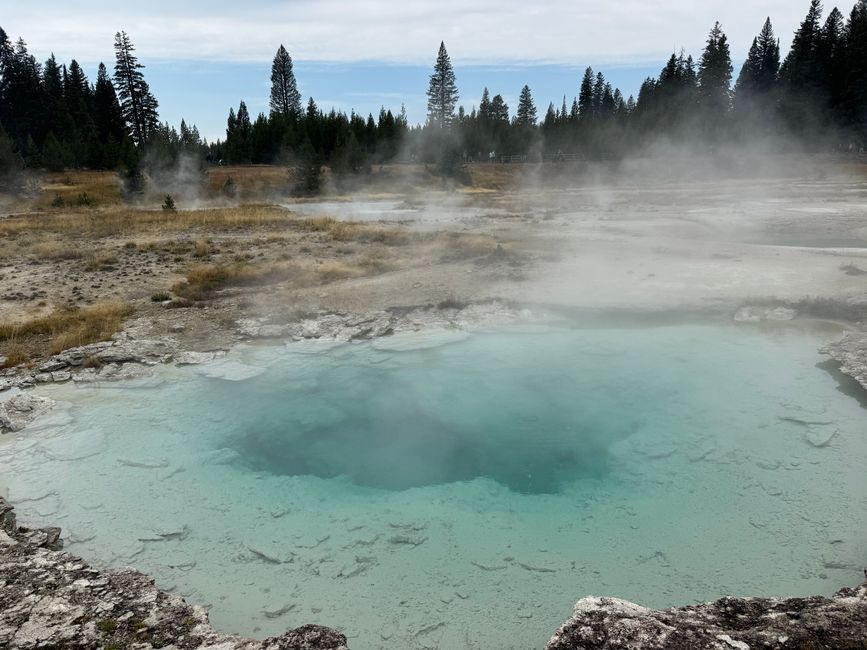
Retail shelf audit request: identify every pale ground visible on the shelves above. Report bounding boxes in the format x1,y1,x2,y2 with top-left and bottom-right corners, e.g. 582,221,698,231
2,159,867,361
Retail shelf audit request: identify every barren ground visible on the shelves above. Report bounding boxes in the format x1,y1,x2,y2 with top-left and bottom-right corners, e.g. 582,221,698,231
2,157,867,367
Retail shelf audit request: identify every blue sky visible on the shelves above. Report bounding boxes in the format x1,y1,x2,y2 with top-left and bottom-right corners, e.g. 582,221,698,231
3,0,822,141
138,60,662,142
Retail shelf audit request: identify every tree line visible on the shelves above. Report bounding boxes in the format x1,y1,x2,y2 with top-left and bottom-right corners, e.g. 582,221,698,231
424,0,867,162
1,0,866,185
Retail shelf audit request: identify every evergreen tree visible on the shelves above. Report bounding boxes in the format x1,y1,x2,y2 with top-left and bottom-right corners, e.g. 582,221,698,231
0,27,13,121
65,60,93,132
6,39,43,151
735,18,780,99
593,72,607,117
842,0,867,140
93,63,125,142
269,45,302,119
816,6,847,117
0,123,23,189
42,54,72,140
516,85,537,126
113,31,159,145
426,42,459,129
578,67,595,120
42,132,67,171
225,101,252,162
781,0,824,86
478,88,492,123
698,22,733,135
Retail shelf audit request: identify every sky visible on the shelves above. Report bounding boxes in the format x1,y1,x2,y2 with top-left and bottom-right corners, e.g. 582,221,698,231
2,0,823,142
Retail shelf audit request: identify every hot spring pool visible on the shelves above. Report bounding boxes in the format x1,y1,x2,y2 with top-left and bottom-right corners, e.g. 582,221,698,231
2,324,866,650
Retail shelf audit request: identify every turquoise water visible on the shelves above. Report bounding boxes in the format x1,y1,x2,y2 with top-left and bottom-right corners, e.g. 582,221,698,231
1,324,866,650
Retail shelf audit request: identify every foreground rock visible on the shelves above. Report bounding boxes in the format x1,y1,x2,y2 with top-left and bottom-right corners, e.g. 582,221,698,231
823,332,867,391
546,585,867,650
0,497,348,650
0,393,55,433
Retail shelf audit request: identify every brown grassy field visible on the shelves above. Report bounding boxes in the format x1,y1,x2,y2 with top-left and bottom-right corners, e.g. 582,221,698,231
0,187,501,368
0,302,132,367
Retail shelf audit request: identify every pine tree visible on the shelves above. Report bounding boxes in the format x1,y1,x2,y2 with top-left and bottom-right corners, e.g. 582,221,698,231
65,59,95,155
842,0,867,139
225,101,252,163
426,42,459,129
698,22,733,131
781,0,823,86
816,6,846,116
93,63,125,143
0,123,23,188
735,18,780,99
491,94,509,123
42,132,67,171
516,85,537,126
0,27,13,116
269,45,302,119
578,67,595,120
113,31,159,146
42,54,72,140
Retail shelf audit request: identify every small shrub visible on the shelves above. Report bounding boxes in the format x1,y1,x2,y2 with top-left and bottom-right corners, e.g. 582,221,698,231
0,341,30,368
30,241,81,260
192,239,211,258
437,298,467,310
162,194,177,211
83,253,118,272
50,195,65,208
96,619,117,634
75,192,96,207
151,292,171,302
81,355,102,369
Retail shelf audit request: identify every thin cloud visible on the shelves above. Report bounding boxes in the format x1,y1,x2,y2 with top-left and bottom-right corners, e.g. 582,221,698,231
4,0,811,66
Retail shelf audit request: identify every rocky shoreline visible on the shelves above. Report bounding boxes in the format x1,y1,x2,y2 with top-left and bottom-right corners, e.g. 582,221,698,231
1,301,533,432
1,498,348,650
823,331,867,392
3,494,866,650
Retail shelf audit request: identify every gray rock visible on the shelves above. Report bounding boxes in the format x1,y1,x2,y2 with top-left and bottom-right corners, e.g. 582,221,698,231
546,586,867,650
0,394,55,433
0,497,348,650
37,360,69,373
823,332,867,392
175,350,225,366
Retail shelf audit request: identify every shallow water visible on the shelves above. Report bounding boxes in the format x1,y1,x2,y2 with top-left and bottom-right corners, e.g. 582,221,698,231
2,324,867,650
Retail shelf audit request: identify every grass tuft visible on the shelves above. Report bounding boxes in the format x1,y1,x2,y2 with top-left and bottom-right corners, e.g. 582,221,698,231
0,302,133,367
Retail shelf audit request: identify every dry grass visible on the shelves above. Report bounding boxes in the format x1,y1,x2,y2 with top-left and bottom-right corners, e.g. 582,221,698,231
82,252,119,271
29,241,83,260
168,254,387,301
205,165,291,198
444,233,500,258
296,217,412,245
0,205,295,239
39,171,125,209
171,262,312,301
0,302,133,367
